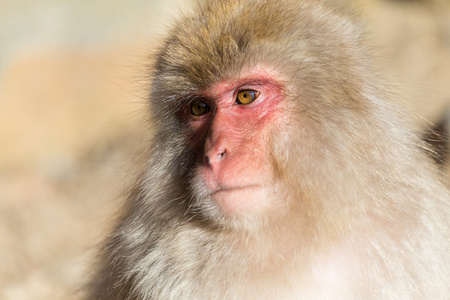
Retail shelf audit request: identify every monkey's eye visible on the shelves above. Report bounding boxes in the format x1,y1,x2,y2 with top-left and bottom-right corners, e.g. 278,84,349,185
236,89,260,105
190,100,211,116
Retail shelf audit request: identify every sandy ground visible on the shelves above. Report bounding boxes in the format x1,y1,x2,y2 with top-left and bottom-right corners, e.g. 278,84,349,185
0,0,449,299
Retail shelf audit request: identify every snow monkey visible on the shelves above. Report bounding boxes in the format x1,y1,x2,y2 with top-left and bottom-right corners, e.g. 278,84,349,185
87,0,450,299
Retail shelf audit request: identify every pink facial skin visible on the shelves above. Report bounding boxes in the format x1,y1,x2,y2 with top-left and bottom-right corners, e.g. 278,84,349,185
183,69,285,216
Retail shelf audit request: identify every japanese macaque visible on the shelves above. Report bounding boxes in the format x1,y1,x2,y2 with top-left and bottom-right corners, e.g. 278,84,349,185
87,0,450,299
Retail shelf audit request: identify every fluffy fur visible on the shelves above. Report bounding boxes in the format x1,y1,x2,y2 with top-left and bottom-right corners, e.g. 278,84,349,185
87,0,450,299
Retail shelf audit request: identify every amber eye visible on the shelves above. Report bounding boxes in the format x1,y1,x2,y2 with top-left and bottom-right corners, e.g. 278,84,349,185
236,89,260,105
190,99,211,116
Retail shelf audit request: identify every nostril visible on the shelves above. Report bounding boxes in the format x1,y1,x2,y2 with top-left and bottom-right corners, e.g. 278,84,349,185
205,147,227,167
204,134,228,167
218,149,226,159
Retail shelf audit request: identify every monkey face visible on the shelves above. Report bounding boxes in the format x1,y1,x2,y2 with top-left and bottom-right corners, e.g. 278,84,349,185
178,67,287,220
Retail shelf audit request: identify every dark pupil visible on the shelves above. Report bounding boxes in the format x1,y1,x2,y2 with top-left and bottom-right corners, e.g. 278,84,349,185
191,101,209,115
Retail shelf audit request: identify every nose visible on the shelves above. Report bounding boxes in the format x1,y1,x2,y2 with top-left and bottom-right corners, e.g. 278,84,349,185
204,134,228,169
203,112,231,169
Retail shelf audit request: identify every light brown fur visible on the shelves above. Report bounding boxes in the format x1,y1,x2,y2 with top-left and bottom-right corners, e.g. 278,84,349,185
87,0,450,299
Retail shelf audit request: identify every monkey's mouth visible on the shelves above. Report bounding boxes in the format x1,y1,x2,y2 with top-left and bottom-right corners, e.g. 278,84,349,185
210,185,261,196
205,184,269,216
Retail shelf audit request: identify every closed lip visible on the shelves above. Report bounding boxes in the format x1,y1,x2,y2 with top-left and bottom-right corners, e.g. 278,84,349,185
210,184,261,196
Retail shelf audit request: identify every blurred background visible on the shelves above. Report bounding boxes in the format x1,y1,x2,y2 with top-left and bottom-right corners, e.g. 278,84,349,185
0,0,449,299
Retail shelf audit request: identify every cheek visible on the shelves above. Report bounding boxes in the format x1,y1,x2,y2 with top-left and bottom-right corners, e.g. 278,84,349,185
187,117,213,147
225,142,269,181
267,121,295,178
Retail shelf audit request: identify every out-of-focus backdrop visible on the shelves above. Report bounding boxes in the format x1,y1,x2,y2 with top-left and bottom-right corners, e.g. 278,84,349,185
0,0,449,299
